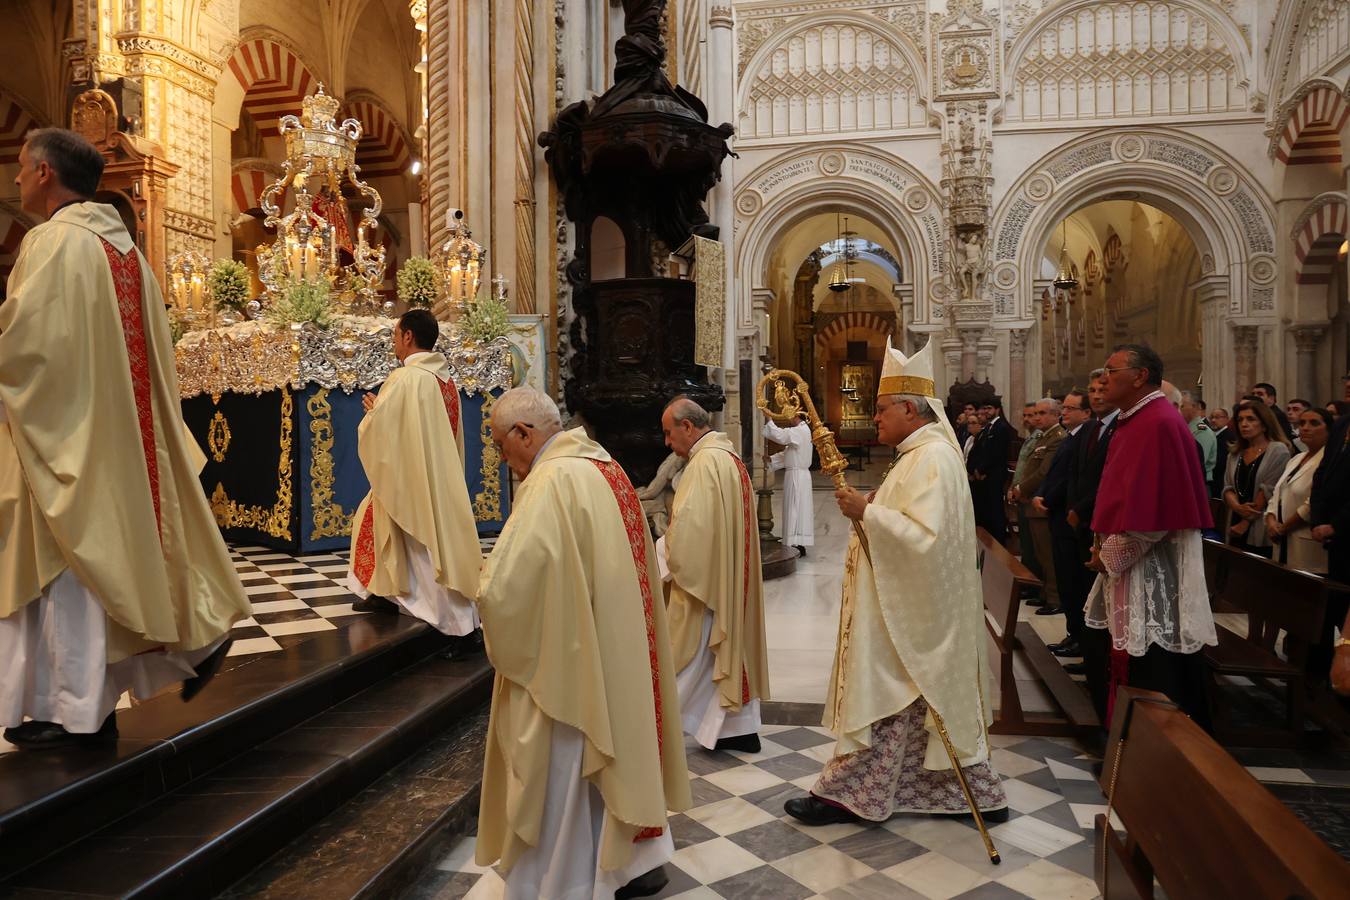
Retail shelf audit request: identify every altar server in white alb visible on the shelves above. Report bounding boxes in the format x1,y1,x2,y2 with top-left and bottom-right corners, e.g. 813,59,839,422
785,339,1008,826
763,411,814,556
660,397,771,753
0,129,248,749
347,308,484,655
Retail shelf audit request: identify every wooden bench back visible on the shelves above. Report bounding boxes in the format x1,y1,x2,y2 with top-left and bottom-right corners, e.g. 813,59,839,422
977,527,1040,643
1217,544,1329,652
1100,687,1350,898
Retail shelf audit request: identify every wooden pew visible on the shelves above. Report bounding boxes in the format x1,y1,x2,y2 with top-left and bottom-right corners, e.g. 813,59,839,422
978,528,1100,738
1201,540,1340,745
1095,687,1350,898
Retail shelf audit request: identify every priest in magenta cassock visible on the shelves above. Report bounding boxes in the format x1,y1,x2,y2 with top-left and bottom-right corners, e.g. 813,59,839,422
786,339,1008,826
0,129,248,749
763,410,814,556
346,308,483,654
1085,343,1216,726
475,387,689,900
659,397,771,754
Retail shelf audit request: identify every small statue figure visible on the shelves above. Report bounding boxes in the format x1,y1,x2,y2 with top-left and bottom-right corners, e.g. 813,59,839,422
957,232,986,300
959,111,976,153
636,451,686,536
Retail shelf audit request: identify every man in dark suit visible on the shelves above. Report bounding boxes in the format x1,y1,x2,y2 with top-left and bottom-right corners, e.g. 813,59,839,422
1034,390,1093,653
1312,411,1350,679
1252,382,1297,443
1208,406,1231,500
1066,370,1120,711
968,397,1013,544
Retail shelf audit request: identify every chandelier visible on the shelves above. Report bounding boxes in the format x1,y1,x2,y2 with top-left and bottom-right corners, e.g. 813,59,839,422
827,214,855,293
254,86,386,310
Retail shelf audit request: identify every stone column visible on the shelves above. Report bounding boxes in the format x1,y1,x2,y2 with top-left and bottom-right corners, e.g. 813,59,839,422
1291,325,1327,402
1190,275,1229,406
709,6,736,372
941,332,963,389
1008,327,1030,411
426,0,453,253
960,329,980,381
1232,325,1259,404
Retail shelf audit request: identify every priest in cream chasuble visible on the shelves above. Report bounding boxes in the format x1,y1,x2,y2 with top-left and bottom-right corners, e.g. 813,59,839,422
0,130,248,748
346,309,482,640
659,397,770,753
785,340,1007,826
475,388,690,900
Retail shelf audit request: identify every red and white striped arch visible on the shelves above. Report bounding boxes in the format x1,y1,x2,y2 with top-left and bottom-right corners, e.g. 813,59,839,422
344,98,411,179
0,92,42,166
1276,85,1350,166
0,210,32,295
230,165,272,214
227,38,318,138
1294,196,1347,285
813,311,896,349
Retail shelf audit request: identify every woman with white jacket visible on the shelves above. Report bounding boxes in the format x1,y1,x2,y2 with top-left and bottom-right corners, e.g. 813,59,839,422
1266,407,1333,574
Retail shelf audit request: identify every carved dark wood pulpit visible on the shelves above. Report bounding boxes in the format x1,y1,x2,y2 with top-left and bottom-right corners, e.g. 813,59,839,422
540,0,734,484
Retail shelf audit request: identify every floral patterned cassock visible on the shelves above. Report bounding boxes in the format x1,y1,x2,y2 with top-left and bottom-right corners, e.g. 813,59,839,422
812,699,1007,821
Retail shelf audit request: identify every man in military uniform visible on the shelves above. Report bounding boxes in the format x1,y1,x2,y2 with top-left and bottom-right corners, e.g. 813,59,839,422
1180,392,1217,487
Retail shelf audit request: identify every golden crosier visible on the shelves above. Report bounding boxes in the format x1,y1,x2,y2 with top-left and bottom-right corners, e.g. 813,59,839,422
756,368,870,564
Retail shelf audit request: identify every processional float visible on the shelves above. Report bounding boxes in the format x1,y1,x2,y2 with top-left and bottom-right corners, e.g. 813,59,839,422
756,367,1001,865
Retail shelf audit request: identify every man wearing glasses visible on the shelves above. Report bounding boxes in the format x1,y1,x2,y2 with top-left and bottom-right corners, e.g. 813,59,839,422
474,387,689,900
345,309,483,657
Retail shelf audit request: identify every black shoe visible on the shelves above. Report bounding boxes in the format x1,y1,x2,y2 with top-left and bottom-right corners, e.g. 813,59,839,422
352,594,399,614
1024,596,1046,608
616,865,669,899
970,806,1011,824
1049,639,1080,658
4,712,117,750
795,546,807,558
1035,604,1063,616
784,795,860,826
1063,661,1087,675
182,637,234,703
714,733,761,753
439,629,485,660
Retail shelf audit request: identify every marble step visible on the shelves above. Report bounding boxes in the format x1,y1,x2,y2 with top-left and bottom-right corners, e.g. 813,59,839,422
1,651,493,899
219,707,489,899
0,615,449,883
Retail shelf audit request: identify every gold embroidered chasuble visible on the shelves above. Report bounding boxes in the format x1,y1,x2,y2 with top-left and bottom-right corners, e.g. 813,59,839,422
825,423,993,766
475,428,690,874
349,351,480,600
664,431,770,711
0,202,248,660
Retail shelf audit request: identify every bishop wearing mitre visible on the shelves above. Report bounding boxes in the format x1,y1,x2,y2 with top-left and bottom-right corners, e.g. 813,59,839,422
659,397,770,753
0,129,248,749
475,387,689,900
785,339,1008,826
346,308,483,654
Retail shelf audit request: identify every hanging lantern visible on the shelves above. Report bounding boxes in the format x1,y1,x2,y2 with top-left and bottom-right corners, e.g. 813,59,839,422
1052,220,1078,291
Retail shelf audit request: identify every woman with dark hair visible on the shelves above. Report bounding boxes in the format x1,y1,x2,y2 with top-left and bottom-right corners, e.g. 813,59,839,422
1266,407,1332,573
1222,400,1292,557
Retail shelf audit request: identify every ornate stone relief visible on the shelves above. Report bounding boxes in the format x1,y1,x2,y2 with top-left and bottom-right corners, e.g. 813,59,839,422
740,22,925,139
931,0,999,102
1294,0,1350,85
1006,2,1247,122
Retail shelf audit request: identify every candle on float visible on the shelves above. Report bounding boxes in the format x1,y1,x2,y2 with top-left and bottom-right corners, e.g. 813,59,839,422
190,274,203,310
171,272,186,309
287,236,302,279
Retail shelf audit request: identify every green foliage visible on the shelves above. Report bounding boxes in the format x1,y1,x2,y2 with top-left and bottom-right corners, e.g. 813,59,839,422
266,277,334,328
461,291,510,344
208,258,251,311
396,256,440,308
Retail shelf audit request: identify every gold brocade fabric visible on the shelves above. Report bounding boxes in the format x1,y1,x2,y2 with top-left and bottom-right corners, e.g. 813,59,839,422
348,352,481,602
665,432,770,711
825,423,993,766
690,236,726,369
0,203,248,659
475,429,690,875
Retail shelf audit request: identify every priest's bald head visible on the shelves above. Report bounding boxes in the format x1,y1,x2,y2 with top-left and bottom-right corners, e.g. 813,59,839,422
16,128,104,220
491,386,564,480
662,396,711,458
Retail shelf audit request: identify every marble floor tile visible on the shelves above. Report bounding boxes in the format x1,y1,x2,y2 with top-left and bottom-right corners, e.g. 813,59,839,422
434,837,494,874
824,871,930,899
1065,804,1123,831
315,603,363,618
684,796,779,835
460,869,505,900
1245,766,1315,784
700,764,786,797
1001,778,1063,814
995,859,1099,900
259,617,338,637
290,585,352,599
990,749,1046,778
782,815,868,844
724,819,821,862
1045,758,1094,782
661,887,722,900
987,815,1085,857
226,636,283,656
249,598,310,614
883,851,991,899
770,843,876,894
725,738,794,762
709,864,815,900
671,836,764,883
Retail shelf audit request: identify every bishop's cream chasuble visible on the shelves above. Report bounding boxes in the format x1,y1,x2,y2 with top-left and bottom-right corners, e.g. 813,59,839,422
348,352,481,623
475,428,690,878
665,432,770,714
0,202,248,662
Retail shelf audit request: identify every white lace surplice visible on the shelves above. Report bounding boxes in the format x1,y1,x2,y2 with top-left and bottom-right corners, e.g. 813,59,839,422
1083,529,1217,656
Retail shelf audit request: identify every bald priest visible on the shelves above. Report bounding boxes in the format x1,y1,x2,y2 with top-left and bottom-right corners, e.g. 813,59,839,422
786,340,1008,826
475,387,690,900
0,128,248,749
660,397,771,753
346,308,483,653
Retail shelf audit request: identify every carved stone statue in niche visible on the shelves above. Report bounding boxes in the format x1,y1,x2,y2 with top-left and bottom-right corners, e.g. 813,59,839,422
958,110,976,153
957,232,986,300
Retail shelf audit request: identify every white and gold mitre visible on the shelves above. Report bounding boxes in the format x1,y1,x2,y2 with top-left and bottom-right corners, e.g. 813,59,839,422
877,337,936,399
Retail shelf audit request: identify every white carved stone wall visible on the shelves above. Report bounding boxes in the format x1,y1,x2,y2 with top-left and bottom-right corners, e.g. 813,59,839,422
1006,2,1247,122
738,21,925,139
1296,0,1350,84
